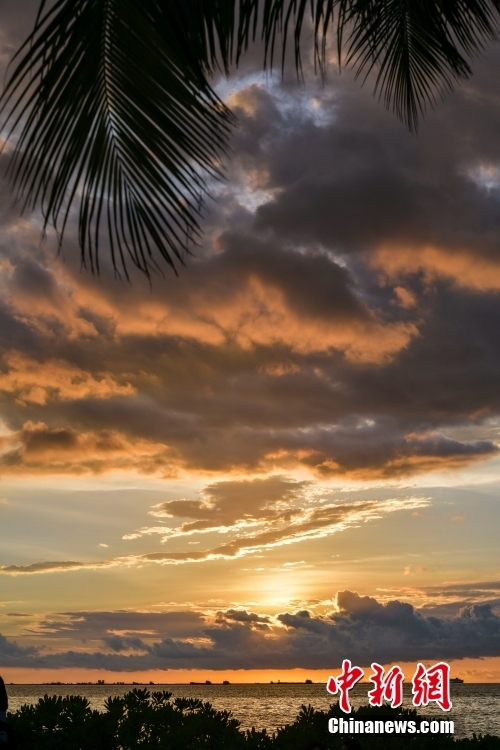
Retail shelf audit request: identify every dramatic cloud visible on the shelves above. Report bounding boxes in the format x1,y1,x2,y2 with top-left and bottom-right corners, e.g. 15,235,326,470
2,4,500,683
2,591,500,670
136,476,311,538
0,478,430,573
0,421,173,475
0,633,38,660
0,58,499,482
0,351,135,405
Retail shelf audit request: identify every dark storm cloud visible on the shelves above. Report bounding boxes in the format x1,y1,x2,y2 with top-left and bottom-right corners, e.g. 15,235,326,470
0,19,499,484
102,635,149,652
246,52,500,261
2,591,500,670
0,378,496,478
0,632,38,659
221,610,271,624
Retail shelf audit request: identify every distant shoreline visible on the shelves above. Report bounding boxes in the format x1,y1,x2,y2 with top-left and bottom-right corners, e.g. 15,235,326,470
6,681,479,686
7,681,321,686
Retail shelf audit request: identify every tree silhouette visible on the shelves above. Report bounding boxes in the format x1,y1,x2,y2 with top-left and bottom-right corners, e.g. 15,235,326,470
2,0,500,278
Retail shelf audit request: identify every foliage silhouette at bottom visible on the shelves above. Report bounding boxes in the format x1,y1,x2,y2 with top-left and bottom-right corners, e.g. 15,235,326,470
8,689,500,749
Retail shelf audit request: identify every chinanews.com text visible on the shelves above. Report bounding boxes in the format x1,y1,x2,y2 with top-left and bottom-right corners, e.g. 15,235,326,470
328,716,454,735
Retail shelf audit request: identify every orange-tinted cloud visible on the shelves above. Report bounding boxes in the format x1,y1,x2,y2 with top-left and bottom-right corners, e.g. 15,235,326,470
0,351,135,404
0,62,499,487
373,244,500,292
0,479,430,572
0,421,177,476
3,240,417,363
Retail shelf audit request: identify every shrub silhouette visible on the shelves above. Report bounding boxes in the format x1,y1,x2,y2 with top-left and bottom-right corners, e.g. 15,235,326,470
8,690,500,750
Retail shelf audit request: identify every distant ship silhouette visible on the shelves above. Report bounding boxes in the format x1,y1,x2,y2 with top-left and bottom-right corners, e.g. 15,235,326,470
450,677,464,683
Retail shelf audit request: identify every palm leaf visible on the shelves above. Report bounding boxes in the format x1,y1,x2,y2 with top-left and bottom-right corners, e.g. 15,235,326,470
234,0,500,130
1,0,236,277
2,0,500,276
342,0,500,131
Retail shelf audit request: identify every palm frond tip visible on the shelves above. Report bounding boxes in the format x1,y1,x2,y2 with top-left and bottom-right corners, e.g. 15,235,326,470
1,0,235,278
2,0,500,275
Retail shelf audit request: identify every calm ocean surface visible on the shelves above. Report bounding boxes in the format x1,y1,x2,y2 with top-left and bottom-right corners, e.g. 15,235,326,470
6,683,500,738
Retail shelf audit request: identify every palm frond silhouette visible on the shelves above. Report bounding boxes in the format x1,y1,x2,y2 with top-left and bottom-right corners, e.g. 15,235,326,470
2,0,499,277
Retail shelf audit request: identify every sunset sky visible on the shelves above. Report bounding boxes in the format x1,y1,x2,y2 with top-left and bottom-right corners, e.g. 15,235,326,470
1,0,500,684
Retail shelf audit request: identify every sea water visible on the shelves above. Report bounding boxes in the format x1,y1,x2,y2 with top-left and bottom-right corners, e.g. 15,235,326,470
6,682,500,738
